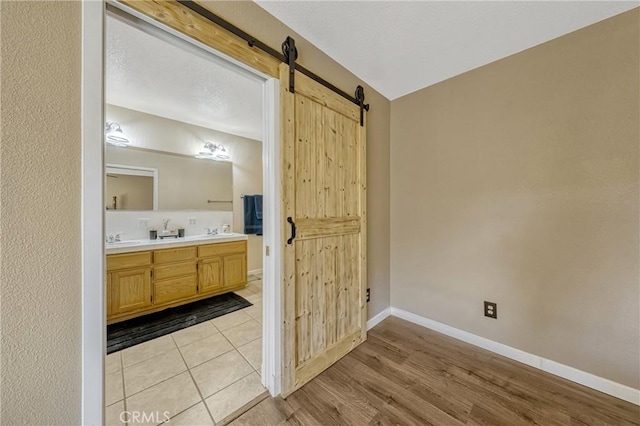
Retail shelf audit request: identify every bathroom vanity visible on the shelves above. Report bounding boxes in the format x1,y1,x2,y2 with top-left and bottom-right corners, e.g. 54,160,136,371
106,234,247,323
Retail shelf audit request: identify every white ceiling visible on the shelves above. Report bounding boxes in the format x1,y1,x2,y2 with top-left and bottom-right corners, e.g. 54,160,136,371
106,14,263,141
256,1,638,100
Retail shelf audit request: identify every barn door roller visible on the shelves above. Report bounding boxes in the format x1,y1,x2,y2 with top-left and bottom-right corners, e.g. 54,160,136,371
282,37,298,94
175,1,370,126
355,85,367,126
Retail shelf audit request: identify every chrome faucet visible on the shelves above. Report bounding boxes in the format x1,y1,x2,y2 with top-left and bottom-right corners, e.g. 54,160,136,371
162,218,170,231
106,232,123,243
205,227,218,235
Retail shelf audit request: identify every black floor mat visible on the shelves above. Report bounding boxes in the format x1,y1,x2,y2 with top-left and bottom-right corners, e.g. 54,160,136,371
107,292,252,354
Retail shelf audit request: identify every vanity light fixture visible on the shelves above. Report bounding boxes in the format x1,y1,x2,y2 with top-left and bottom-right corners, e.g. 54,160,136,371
105,122,130,147
195,142,230,161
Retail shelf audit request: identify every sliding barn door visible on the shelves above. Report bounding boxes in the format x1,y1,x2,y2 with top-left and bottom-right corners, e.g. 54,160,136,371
280,63,367,396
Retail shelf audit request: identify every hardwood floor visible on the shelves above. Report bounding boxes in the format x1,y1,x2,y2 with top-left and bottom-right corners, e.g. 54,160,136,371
230,317,639,425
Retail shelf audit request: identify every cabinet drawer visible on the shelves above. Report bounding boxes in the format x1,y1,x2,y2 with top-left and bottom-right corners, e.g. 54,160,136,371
154,247,197,265
154,275,197,305
107,252,152,271
154,261,196,281
198,241,246,258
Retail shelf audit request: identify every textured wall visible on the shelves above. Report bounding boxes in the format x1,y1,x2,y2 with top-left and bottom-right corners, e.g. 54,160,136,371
390,9,639,388
201,1,392,319
1,1,83,424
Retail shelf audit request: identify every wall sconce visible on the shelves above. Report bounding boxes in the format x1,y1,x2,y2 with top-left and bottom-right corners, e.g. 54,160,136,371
105,122,130,147
195,142,230,161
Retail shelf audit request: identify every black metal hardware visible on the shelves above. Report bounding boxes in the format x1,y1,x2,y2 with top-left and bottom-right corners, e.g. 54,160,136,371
355,85,368,126
175,1,370,115
282,36,298,93
366,288,370,303
287,216,296,245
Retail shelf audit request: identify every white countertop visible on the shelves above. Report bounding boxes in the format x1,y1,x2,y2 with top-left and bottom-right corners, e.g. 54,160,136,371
105,233,248,255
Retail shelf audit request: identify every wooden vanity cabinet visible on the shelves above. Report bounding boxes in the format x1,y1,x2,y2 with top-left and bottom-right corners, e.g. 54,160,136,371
107,240,247,323
153,247,198,306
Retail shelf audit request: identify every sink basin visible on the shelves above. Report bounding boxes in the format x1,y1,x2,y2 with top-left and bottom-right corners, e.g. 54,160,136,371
184,233,237,241
106,240,141,246
184,234,220,241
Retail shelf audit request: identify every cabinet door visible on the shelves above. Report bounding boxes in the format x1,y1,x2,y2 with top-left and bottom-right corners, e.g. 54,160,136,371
224,254,247,288
111,267,152,315
198,257,223,294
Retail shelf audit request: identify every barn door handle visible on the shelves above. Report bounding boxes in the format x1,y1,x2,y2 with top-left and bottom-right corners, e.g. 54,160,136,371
287,217,296,245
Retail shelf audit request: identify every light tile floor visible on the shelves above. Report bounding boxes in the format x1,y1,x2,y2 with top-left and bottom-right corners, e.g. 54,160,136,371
105,276,265,426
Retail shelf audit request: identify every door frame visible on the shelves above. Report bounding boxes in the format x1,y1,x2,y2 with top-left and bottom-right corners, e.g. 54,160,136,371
81,2,282,424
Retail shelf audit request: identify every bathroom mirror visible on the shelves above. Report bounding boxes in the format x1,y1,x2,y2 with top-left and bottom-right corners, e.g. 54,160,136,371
106,145,233,211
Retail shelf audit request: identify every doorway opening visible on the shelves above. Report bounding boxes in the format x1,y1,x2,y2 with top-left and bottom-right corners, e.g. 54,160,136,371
81,2,281,424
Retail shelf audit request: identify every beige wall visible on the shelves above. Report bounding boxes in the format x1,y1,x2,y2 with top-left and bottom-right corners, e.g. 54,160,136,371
106,104,257,161
201,1,392,318
390,9,639,388
1,1,82,424
230,137,264,272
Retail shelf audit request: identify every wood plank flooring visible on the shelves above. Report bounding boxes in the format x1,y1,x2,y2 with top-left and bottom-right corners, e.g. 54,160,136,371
231,317,639,425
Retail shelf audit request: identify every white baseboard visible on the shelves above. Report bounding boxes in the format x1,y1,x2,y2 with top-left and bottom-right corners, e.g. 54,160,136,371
390,307,640,406
367,307,391,330
248,269,263,276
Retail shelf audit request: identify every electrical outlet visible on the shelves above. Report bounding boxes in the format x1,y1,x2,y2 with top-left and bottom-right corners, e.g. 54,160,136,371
137,218,149,228
366,288,370,303
484,301,497,319
188,217,197,226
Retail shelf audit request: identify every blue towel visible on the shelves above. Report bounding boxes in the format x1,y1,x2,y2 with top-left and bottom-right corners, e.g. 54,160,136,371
254,195,263,220
243,195,263,235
